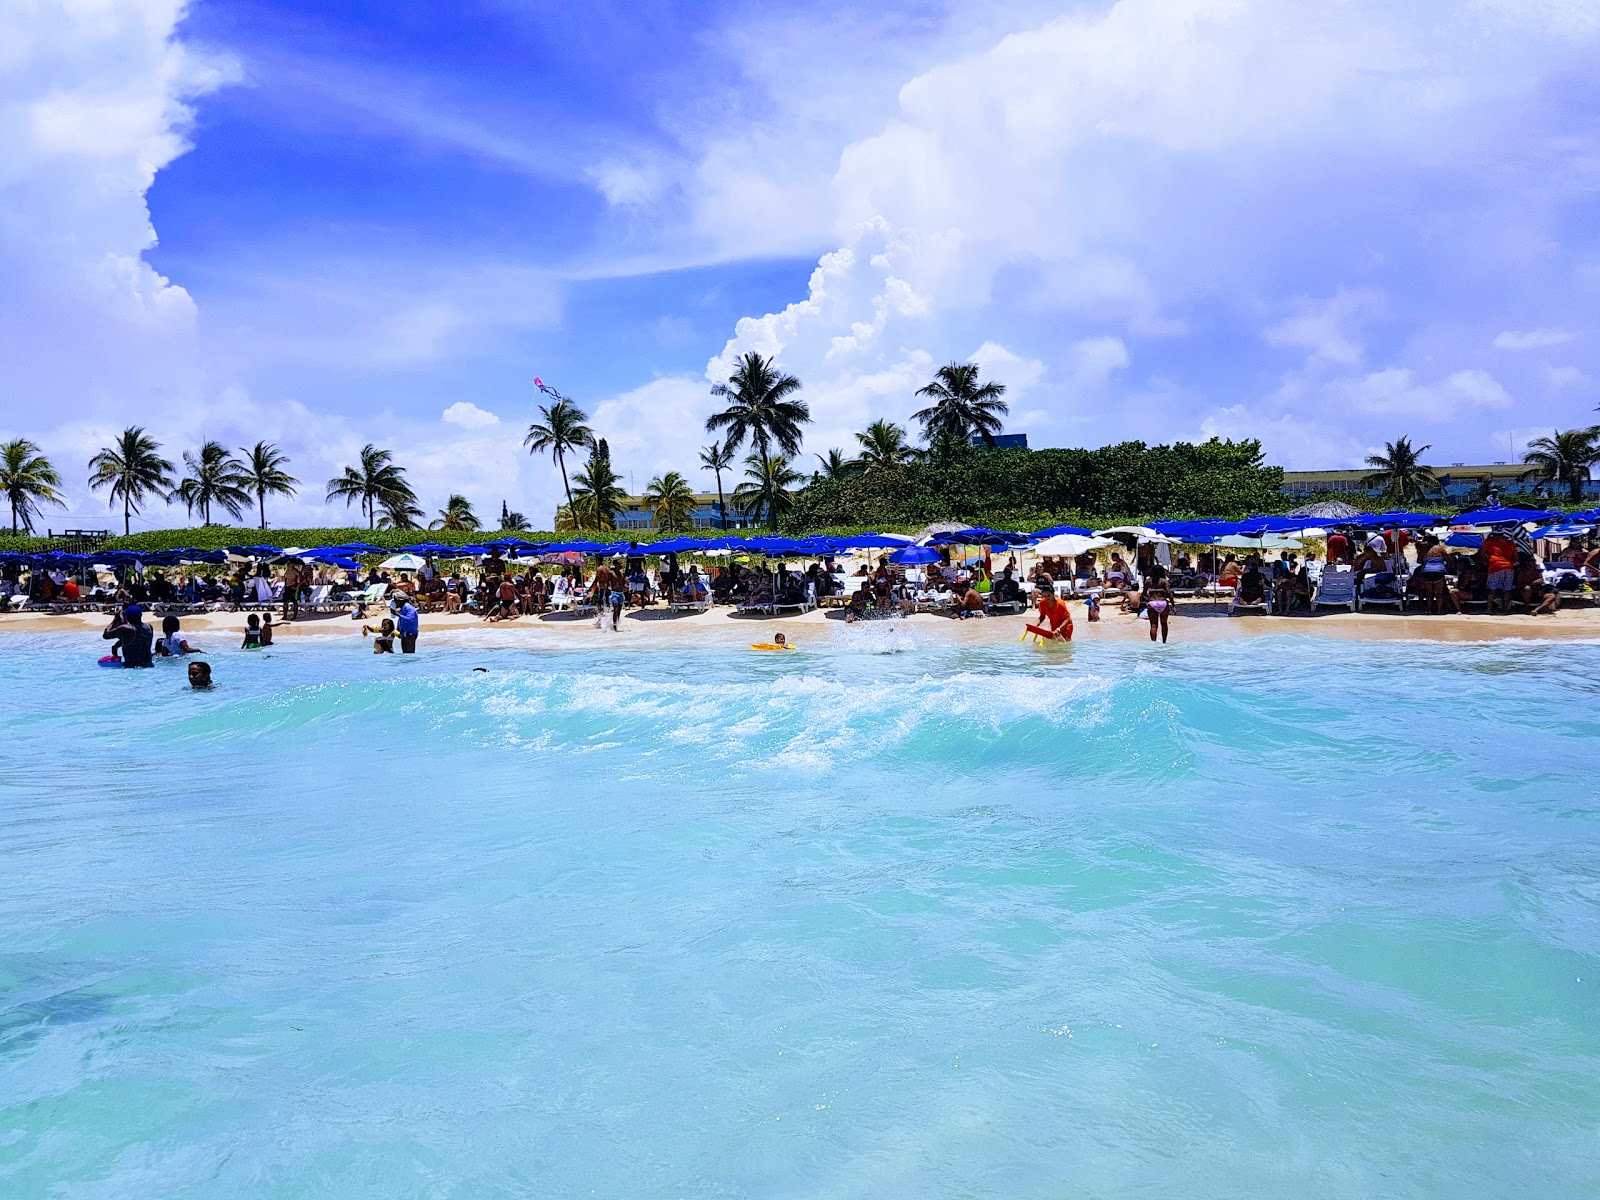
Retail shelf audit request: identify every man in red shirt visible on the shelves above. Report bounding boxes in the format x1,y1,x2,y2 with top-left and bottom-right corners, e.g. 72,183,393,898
1480,529,1518,613
1326,532,1349,564
59,578,81,603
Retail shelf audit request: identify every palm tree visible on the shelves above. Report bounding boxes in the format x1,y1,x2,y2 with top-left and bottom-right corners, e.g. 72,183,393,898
554,504,580,532
430,494,480,531
172,440,251,524
377,497,425,530
645,471,698,532
913,362,1009,446
732,452,803,529
1361,436,1439,502
570,437,625,531
325,445,417,529
813,448,857,481
0,439,65,535
497,501,530,531
524,399,593,520
854,419,915,470
88,426,175,535
1523,428,1600,503
699,440,735,530
706,352,809,460
238,441,298,530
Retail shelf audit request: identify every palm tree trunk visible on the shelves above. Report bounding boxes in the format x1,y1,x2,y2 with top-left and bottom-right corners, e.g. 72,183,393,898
123,489,130,536
558,452,575,520
714,470,726,530
259,491,266,530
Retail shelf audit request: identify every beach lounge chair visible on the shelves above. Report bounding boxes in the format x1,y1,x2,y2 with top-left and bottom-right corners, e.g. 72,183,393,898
1313,567,1357,612
1357,573,1406,613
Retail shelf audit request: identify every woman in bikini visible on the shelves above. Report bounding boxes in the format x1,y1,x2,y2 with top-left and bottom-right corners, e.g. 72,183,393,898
1144,567,1174,643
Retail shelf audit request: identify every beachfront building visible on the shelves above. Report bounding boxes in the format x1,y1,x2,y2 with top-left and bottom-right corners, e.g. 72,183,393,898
1281,462,1595,502
559,493,752,532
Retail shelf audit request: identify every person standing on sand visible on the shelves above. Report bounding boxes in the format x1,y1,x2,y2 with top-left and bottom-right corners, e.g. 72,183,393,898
1481,529,1518,615
590,561,617,630
1144,569,1174,643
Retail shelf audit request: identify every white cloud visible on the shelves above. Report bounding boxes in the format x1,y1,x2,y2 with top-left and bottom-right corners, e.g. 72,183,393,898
1324,367,1513,420
442,401,500,429
1542,364,1590,390
1265,290,1382,367
1494,328,1579,350
0,0,235,428
661,0,1600,464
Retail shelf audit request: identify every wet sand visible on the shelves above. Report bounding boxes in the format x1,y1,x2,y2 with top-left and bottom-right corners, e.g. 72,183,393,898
6,599,1597,649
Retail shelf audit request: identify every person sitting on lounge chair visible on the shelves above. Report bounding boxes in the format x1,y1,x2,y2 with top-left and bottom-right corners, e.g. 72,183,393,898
1237,564,1268,606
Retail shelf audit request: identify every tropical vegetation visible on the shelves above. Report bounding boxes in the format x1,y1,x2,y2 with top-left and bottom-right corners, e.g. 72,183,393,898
172,441,252,524
706,352,809,459
525,399,592,520
732,452,804,528
238,441,298,530
645,471,698,532
698,440,734,530
431,494,480,530
88,427,176,535
854,419,917,470
325,445,417,530
568,437,625,531
913,363,1008,447
1522,427,1600,503
0,438,65,535
1360,437,1439,503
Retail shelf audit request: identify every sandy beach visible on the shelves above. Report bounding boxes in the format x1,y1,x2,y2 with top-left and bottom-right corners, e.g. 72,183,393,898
7,600,1597,648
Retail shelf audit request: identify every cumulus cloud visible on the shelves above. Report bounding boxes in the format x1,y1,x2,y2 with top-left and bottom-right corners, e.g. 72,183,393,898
1324,367,1513,420
651,0,1600,467
442,401,500,429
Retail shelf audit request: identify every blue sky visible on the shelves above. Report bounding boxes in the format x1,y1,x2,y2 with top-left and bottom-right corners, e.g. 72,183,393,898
3,0,1598,531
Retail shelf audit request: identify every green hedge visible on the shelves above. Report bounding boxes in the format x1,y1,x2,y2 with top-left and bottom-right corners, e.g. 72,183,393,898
782,439,1288,530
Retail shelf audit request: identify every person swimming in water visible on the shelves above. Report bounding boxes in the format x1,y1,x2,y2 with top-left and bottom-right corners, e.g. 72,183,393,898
241,614,263,649
156,615,202,656
773,632,787,647
362,618,396,653
188,660,213,689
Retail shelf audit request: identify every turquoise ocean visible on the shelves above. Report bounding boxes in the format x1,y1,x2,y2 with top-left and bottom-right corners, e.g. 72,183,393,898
3,630,1598,1197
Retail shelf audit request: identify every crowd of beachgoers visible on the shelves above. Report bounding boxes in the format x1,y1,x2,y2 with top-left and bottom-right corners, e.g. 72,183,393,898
4,505,1597,668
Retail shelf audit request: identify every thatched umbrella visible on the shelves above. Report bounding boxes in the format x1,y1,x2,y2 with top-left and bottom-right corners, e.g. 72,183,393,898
1286,499,1363,521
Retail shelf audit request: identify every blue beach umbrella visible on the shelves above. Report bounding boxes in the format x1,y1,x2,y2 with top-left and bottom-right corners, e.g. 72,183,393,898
889,545,942,565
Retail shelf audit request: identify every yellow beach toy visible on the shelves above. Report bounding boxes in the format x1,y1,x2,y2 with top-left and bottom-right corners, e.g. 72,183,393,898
750,642,797,652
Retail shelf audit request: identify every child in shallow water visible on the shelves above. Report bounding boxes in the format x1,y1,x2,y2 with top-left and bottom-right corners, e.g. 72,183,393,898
361,618,396,653
241,614,263,649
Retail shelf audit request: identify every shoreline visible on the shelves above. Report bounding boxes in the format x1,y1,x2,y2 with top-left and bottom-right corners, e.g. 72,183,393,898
6,601,1599,647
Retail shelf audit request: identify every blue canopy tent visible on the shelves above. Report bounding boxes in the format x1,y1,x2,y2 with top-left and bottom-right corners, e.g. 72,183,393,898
823,532,913,549
638,536,706,555
1357,511,1441,529
1445,533,1483,549
889,544,942,565
1452,505,1560,527
926,527,1030,546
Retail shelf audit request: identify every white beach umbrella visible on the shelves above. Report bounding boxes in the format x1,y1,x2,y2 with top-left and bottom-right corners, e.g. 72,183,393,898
1031,533,1114,557
380,552,427,571
1216,534,1304,550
